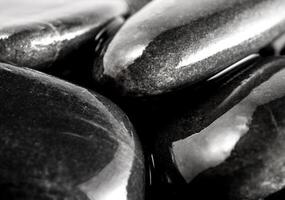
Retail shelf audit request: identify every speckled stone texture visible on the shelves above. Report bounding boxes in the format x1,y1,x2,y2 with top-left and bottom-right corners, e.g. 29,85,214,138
0,63,144,200
150,57,285,200
94,0,285,96
0,0,128,69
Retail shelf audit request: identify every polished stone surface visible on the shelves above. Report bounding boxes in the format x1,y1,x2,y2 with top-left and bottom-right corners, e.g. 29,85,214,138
0,0,128,69
96,0,285,96
125,0,152,14
152,57,285,199
0,63,144,200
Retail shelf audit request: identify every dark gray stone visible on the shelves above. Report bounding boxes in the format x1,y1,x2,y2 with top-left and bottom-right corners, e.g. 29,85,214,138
0,0,128,69
153,57,285,200
0,63,144,200
95,0,285,96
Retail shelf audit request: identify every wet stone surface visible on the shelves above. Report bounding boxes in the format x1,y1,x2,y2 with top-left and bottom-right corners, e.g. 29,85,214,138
149,57,285,200
2,1,285,200
95,0,285,96
0,63,144,200
0,0,128,70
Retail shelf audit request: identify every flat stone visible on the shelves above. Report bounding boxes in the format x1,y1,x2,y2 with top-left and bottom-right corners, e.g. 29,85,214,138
153,57,285,199
0,0,128,69
0,63,144,200
95,0,285,96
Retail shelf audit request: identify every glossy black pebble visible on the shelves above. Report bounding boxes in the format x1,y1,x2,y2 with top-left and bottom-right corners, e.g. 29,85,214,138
95,0,285,96
0,0,128,69
153,57,285,200
0,63,144,200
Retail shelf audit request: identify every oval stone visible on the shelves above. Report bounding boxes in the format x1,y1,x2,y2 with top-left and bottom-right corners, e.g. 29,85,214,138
96,0,285,96
0,63,144,200
0,0,128,69
153,57,285,199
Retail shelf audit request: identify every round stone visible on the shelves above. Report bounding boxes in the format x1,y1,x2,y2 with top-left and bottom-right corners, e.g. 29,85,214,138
95,0,285,96
0,0,128,69
0,62,144,200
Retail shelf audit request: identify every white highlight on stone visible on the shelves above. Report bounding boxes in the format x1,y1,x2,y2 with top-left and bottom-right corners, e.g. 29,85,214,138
78,91,136,200
172,67,285,183
103,0,227,78
78,144,134,200
176,2,285,69
30,26,88,47
104,0,285,79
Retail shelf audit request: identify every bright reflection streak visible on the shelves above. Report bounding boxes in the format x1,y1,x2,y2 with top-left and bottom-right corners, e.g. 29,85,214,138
176,8,285,69
207,54,258,81
30,26,90,48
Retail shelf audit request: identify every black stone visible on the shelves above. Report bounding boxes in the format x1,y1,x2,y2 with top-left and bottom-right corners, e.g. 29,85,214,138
152,57,285,199
94,0,285,96
0,0,128,69
0,63,144,200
